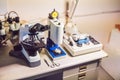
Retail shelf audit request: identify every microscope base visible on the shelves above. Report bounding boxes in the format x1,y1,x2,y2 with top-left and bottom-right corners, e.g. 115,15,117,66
9,50,41,67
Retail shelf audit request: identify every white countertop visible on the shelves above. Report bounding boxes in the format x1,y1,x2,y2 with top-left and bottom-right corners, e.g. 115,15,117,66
0,41,107,80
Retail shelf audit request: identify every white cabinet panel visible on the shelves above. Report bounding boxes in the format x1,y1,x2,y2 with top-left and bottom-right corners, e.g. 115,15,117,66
63,61,98,80
64,74,78,80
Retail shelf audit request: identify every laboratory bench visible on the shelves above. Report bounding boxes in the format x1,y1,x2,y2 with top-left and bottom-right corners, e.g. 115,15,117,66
0,40,107,80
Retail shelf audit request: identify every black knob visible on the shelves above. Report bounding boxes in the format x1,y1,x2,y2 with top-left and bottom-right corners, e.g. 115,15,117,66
7,17,13,24
14,17,20,23
58,23,60,25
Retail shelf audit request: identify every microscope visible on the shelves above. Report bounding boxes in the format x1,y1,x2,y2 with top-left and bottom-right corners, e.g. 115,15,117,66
46,9,67,60
7,11,21,45
0,20,7,46
9,23,48,67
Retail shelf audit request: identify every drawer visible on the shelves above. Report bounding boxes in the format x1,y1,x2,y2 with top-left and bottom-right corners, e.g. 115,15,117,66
79,62,97,72
78,68,98,80
63,61,98,80
63,68,98,80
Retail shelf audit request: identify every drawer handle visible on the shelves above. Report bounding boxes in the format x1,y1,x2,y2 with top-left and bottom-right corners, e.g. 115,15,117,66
79,66,87,72
78,73,86,78
78,77,85,80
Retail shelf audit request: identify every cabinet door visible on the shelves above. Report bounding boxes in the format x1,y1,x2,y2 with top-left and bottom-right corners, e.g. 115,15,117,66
63,74,78,80
35,71,63,80
63,66,79,80
63,67,79,77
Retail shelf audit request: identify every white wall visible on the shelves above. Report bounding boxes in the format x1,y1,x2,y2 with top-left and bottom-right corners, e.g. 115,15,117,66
7,0,65,21
71,0,120,44
73,13,120,45
6,0,120,45
0,0,7,15
74,0,120,16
